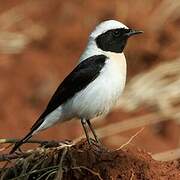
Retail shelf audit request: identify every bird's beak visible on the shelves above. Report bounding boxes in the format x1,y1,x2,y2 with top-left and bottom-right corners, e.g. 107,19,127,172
126,29,143,37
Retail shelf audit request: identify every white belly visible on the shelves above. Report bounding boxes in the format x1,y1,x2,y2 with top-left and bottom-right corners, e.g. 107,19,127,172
67,53,127,119
36,53,126,132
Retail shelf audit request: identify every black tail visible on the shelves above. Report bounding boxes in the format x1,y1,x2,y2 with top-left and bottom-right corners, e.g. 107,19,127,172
10,117,45,154
9,131,33,154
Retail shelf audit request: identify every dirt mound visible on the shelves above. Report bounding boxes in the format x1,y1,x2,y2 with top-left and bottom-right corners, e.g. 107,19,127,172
1,140,179,180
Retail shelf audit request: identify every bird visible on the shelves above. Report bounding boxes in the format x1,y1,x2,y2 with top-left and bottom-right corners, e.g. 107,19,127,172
10,20,143,154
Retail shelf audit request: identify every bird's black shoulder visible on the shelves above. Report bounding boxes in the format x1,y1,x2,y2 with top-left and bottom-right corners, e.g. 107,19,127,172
31,54,107,131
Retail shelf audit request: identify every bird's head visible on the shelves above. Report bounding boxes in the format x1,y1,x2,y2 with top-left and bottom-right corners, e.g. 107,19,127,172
90,20,143,53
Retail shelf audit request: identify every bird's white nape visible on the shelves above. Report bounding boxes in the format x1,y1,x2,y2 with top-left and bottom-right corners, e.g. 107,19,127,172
90,20,128,39
80,20,128,62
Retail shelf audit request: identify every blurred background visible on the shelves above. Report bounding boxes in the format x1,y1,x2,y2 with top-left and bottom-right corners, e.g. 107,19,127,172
0,0,179,160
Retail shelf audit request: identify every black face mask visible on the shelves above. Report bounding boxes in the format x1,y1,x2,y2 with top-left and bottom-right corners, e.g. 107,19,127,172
96,28,143,53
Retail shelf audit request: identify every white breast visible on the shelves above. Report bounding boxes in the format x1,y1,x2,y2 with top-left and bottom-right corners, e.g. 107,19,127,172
68,52,127,119
36,52,127,132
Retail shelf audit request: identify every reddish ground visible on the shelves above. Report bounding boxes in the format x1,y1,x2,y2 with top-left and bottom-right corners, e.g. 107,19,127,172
1,140,180,179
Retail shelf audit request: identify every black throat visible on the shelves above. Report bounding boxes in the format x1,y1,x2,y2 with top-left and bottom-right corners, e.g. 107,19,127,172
95,28,131,53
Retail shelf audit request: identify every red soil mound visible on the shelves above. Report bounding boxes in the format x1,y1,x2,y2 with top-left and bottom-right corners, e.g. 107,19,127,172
1,140,179,179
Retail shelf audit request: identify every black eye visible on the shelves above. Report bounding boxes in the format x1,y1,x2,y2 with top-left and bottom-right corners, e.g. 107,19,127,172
113,30,120,37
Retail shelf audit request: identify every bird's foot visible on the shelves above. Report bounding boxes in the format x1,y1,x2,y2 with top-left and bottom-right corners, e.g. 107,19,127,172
87,138,104,154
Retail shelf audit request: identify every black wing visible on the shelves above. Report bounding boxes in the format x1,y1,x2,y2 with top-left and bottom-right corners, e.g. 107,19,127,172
31,54,106,131
10,55,106,153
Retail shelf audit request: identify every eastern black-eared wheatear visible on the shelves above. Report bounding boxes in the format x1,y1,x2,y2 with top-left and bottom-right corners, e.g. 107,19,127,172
10,20,143,153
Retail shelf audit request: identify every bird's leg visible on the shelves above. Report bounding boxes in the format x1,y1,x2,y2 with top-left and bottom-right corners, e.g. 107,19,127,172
86,119,100,144
81,118,91,144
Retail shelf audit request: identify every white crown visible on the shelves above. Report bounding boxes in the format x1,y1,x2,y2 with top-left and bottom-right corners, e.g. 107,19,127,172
90,20,128,39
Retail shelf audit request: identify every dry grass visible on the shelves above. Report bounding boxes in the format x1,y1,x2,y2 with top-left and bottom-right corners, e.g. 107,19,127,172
75,113,167,142
118,58,180,121
0,141,75,180
1,140,179,180
153,148,180,161
0,1,46,54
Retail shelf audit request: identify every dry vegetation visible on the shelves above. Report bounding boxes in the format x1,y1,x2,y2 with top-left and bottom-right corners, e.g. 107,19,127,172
0,140,180,180
0,0,180,179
